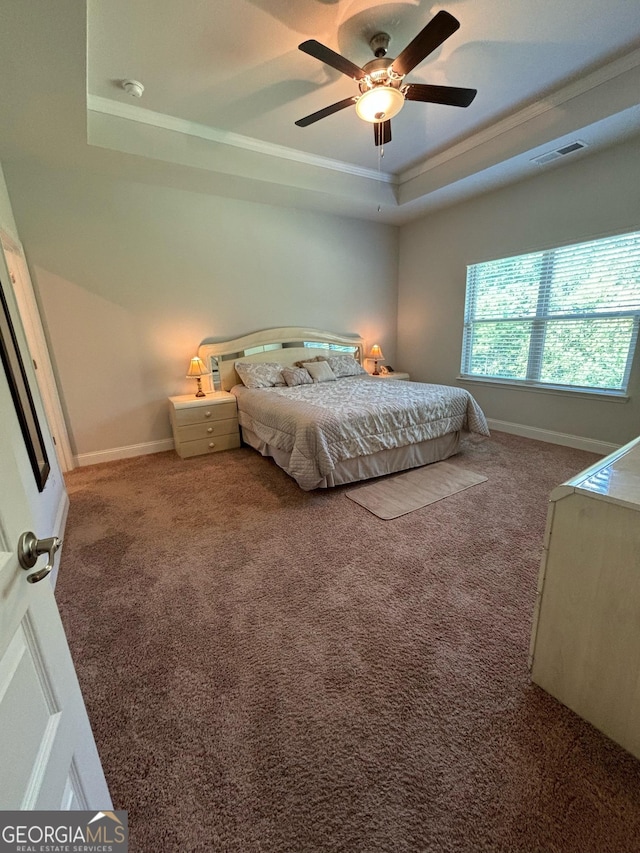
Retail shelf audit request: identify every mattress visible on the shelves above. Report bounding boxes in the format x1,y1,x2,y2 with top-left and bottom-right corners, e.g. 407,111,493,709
232,376,489,490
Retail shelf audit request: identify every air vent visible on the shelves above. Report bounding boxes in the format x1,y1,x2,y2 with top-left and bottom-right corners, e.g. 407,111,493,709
531,140,588,166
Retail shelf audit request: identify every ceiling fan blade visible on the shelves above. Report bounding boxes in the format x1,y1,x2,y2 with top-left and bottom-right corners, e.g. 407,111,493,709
374,120,392,147
298,40,367,81
390,10,460,78
404,83,477,107
295,97,357,127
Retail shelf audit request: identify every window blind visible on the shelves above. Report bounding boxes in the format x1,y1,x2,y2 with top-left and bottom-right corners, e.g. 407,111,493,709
461,231,640,393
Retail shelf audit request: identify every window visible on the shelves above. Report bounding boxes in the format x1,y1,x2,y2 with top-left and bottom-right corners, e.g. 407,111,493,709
302,342,358,354
461,231,640,394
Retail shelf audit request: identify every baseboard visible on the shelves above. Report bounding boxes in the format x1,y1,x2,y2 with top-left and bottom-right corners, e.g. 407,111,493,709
75,438,175,467
486,419,619,456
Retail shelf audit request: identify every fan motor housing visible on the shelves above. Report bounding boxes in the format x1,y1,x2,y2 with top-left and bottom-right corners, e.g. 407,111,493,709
359,58,400,94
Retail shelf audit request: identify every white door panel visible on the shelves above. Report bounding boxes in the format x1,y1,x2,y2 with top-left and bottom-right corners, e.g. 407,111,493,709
0,264,110,809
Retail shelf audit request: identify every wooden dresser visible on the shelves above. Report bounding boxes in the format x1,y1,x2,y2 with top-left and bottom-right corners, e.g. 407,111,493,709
169,392,240,459
529,435,640,759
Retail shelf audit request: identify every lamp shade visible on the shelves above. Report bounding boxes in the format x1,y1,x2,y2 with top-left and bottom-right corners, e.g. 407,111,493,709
186,356,209,378
355,87,404,123
367,344,385,361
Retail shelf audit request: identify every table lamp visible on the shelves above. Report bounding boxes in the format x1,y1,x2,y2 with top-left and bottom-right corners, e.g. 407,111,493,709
186,356,210,397
367,344,385,375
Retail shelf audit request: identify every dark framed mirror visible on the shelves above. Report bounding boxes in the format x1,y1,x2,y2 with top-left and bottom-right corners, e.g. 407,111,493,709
0,276,50,491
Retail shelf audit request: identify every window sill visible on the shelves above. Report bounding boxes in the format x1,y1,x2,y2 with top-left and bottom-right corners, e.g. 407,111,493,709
456,375,630,403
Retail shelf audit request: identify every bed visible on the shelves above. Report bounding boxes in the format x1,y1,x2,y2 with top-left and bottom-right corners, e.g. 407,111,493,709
198,327,489,491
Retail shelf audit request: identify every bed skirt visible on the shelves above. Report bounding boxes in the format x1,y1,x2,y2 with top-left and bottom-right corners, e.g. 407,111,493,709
240,426,461,490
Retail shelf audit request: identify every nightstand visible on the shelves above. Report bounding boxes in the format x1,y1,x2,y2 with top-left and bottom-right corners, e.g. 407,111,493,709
169,392,240,459
369,372,410,381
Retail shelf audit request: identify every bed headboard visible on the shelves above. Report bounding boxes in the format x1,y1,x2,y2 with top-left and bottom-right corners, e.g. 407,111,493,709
198,327,366,391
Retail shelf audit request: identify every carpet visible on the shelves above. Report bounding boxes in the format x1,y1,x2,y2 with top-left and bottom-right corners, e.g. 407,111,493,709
346,461,488,518
56,432,640,853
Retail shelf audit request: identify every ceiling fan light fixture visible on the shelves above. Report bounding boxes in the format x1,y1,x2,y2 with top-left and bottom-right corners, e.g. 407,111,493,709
296,11,474,144
355,86,404,123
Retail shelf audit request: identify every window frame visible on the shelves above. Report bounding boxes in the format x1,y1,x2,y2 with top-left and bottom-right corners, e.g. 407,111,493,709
460,233,640,397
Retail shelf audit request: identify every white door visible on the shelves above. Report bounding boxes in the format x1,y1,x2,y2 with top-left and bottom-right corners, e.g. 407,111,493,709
0,307,111,809
0,231,74,473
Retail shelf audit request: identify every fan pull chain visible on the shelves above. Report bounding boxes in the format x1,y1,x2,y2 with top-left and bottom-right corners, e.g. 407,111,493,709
377,144,384,213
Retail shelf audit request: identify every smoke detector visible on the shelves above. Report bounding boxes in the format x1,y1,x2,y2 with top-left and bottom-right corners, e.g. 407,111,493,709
121,79,144,98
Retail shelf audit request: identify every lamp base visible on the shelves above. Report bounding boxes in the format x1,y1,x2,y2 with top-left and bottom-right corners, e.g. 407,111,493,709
372,360,380,375
195,377,206,397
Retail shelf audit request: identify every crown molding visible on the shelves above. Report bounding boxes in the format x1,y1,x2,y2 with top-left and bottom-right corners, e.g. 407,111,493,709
87,95,397,185
398,45,640,185
87,44,640,220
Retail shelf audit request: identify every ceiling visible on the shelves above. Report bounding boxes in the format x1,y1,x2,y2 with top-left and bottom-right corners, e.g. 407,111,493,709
2,2,640,224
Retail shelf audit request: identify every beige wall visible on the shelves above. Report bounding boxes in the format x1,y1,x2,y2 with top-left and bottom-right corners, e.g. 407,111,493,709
398,137,640,447
4,163,399,459
6,135,639,461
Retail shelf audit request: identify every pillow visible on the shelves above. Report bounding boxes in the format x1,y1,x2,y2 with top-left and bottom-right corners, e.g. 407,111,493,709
327,354,367,378
303,361,337,383
293,355,327,368
235,361,285,388
282,366,313,387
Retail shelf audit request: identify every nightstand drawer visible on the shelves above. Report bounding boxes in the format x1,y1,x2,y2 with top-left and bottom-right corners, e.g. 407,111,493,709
169,391,239,459
177,432,241,459
177,418,238,442
173,400,236,427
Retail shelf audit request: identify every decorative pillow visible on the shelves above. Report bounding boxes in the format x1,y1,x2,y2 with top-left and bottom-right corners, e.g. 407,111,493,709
235,361,285,388
282,366,313,387
293,355,327,368
303,361,337,383
327,354,367,378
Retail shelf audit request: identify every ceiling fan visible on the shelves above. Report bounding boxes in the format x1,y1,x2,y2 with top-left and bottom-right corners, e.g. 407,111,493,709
295,10,477,146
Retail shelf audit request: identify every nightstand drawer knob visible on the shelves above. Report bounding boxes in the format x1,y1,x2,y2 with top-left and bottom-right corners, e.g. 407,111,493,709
208,442,215,449
204,410,212,418
207,427,213,433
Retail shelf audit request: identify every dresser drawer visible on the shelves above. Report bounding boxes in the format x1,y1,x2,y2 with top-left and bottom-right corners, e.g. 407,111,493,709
177,432,241,459
172,400,236,427
177,418,238,443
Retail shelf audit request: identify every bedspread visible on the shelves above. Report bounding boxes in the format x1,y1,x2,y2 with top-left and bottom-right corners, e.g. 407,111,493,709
232,376,489,490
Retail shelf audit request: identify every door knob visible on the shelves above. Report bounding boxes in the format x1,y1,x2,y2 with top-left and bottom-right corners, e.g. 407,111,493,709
18,531,63,583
